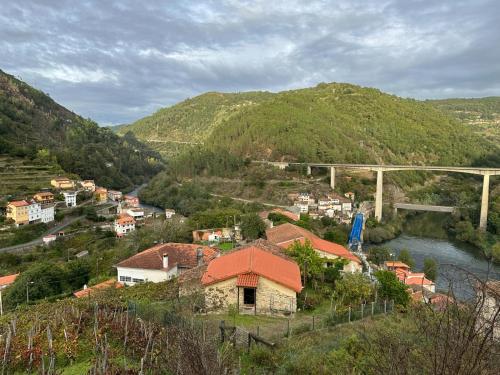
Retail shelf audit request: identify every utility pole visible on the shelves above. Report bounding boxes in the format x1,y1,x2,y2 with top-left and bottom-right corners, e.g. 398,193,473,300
26,281,34,304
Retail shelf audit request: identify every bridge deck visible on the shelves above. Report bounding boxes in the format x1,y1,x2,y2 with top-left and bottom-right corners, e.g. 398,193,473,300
394,203,455,213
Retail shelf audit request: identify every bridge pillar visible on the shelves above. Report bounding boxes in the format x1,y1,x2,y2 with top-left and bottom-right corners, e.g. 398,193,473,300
330,167,335,190
307,165,312,175
375,170,383,222
479,174,490,231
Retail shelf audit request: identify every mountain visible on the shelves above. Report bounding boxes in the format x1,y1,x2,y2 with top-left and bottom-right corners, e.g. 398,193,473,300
0,69,163,191
427,97,500,144
123,82,498,166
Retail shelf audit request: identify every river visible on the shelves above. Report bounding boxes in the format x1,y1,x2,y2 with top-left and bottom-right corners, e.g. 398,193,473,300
127,184,164,214
378,235,500,298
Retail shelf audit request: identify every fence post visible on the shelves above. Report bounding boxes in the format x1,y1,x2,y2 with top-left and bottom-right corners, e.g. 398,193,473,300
247,332,251,353
384,300,387,314
371,301,374,317
348,306,351,323
361,303,364,319
312,316,315,330
220,320,225,343
391,300,394,312
287,319,290,337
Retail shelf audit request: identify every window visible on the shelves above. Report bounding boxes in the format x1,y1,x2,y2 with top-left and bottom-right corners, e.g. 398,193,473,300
243,288,256,305
120,276,131,282
132,278,144,283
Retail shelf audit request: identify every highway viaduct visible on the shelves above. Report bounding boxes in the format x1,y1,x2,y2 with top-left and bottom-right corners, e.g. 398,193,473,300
257,161,500,230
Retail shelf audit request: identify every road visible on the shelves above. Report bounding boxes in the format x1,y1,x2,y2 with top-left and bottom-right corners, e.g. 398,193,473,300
209,193,288,208
0,215,85,253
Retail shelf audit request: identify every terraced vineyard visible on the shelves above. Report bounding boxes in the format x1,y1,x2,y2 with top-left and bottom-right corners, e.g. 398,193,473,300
0,155,64,199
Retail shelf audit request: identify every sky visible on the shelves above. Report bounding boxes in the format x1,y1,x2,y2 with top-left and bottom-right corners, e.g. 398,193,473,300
1,0,499,126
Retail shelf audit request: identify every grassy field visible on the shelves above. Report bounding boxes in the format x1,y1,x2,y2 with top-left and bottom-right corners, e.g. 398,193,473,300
0,155,64,199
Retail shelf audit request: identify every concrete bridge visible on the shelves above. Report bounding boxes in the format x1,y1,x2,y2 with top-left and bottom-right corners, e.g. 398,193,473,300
258,161,500,230
393,203,456,214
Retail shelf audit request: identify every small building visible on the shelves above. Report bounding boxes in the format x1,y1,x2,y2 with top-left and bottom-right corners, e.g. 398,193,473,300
114,214,136,236
40,204,55,223
73,279,123,298
165,208,175,219
107,190,123,202
63,191,77,207
28,201,42,223
116,243,218,286
42,234,57,245
33,192,54,204
266,223,362,273
293,201,309,213
384,261,411,273
396,269,436,293
80,180,96,192
6,200,30,226
126,208,145,221
50,177,74,189
124,195,139,207
94,188,108,202
201,239,302,315
192,228,232,243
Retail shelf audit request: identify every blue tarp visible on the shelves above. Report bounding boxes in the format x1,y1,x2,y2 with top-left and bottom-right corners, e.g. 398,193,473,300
348,213,364,248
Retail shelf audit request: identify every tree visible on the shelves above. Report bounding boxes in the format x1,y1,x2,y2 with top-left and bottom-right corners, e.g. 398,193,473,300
240,214,266,240
374,270,410,307
286,240,324,285
335,272,373,306
367,247,391,266
398,249,415,269
324,227,348,244
423,258,438,281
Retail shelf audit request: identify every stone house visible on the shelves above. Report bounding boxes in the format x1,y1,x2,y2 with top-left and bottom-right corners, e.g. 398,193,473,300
201,239,302,315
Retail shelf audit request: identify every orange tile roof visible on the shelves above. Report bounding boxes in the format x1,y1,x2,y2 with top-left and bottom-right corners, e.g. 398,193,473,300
236,273,260,288
8,200,29,207
116,214,135,225
395,269,434,286
385,261,411,269
73,279,123,298
0,273,19,287
202,240,302,292
116,243,218,271
266,223,360,264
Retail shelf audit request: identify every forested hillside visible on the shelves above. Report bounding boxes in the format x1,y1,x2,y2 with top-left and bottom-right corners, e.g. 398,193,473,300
0,69,163,190
123,83,498,166
428,97,500,144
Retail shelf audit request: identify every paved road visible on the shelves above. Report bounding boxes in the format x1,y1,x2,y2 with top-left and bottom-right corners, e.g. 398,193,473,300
209,193,288,208
0,215,85,253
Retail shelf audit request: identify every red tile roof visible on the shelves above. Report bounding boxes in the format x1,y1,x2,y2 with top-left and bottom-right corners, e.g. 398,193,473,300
116,214,135,225
236,273,260,288
8,200,29,207
201,240,302,292
385,261,411,269
116,243,218,271
0,273,19,288
266,223,360,264
73,279,123,298
395,269,434,286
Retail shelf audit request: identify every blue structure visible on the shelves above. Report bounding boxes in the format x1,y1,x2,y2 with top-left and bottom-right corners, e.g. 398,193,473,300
348,213,364,249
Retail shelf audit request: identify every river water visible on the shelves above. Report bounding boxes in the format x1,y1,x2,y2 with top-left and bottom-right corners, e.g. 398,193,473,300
378,235,500,298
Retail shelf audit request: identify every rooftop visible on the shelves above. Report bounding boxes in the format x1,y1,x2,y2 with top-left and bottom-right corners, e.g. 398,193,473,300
73,279,123,298
8,200,29,207
0,273,19,288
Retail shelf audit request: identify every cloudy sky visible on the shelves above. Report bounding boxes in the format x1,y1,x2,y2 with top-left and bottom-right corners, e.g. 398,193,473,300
1,0,499,125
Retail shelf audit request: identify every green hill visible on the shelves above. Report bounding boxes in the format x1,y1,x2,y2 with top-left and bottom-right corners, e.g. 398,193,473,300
0,69,163,191
427,97,500,144
123,82,498,166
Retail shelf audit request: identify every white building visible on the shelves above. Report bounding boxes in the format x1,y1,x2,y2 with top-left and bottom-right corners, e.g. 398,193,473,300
126,208,144,220
63,191,77,207
114,214,136,236
40,204,55,223
28,201,42,223
294,201,309,213
116,243,218,286
42,234,57,245
165,209,175,219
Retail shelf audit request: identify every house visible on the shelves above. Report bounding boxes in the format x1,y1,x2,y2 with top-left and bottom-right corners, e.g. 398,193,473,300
40,204,55,223
114,214,136,236
294,201,309,213
116,243,217,286
42,234,57,245
192,228,233,243
33,192,54,204
63,191,77,207
28,201,42,223
124,195,139,207
266,223,362,273
73,279,123,298
126,208,145,221
384,261,411,273
395,269,435,293
80,180,96,192
165,209,175,219
94,188,108,202
50,177,74,189
298,192,310,202
201,239,302,315
107,190,123,201
6,200,30,226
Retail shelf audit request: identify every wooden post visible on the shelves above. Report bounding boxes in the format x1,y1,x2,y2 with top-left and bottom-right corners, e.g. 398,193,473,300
312,316,315,330
287,319,290,337
220,320,225,343
361,303,364,319
384,300,387,314
348,306,351,323
371,301,374,316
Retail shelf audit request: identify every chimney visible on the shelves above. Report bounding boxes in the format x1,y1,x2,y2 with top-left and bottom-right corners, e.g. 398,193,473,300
162,254,169,269
196,248,204,266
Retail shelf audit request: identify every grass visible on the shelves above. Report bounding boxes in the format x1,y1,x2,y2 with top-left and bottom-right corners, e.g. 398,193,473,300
218,242,235,251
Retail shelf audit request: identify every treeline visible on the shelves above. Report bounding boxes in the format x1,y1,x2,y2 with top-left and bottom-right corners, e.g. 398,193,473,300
0,70,163,190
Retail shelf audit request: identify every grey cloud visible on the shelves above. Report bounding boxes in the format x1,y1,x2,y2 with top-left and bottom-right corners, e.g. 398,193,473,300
0,0,498,125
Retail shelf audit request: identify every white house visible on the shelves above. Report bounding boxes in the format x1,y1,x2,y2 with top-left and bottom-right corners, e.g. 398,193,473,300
294,201,309,213
63,191,77,207
40,204,55,223
126,208,144,220
116,243,218,286
165,209,175,219
42,234,57,245
114,214,136,236
28,201,42,223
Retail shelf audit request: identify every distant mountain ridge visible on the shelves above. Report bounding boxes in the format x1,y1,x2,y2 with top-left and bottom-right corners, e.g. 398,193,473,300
121,82,499,166
0,69,163,190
